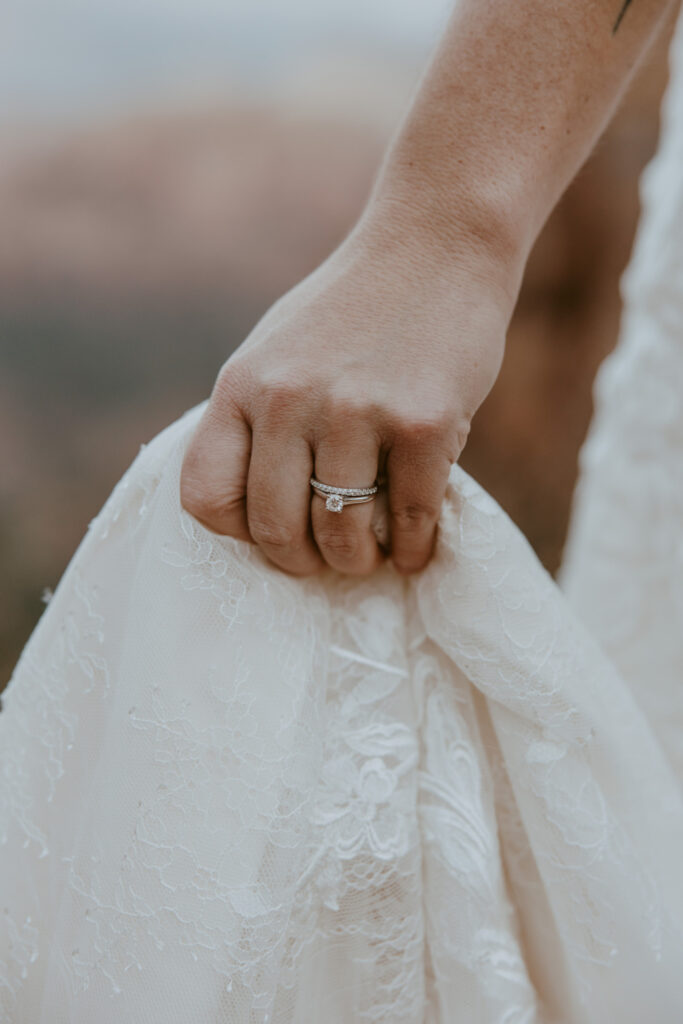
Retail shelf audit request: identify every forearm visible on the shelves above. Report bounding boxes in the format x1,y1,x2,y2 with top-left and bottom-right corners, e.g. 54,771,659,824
359,0,676,297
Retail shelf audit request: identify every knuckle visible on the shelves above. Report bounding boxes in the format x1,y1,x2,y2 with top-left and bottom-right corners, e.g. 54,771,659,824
180,464,213,519
325,389,375,425
249,516,298,551
259,377,308,415
391,502,439,531
392,410,449,444
182,485,225,525
317,527,360,562
180,470,249,539
214,359,249,407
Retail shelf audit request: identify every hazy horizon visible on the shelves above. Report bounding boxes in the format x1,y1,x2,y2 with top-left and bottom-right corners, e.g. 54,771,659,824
3,0,451,130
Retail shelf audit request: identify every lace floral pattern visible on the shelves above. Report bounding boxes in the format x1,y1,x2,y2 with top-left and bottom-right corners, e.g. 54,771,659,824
2,392,683,1022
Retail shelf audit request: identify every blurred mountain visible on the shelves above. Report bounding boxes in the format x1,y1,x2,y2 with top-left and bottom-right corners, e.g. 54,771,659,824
0,108,385,303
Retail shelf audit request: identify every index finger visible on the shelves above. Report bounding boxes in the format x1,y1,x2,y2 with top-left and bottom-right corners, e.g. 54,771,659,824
179,394,252,541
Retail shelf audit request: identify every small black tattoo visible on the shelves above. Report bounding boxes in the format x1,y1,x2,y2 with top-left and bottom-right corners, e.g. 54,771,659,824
613,0,634,34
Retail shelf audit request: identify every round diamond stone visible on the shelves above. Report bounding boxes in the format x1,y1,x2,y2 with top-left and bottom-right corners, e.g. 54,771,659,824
325,493,344,513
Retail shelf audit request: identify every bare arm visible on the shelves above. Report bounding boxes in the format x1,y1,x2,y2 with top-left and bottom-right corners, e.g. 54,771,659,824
180,0,676,578
361,0,675,294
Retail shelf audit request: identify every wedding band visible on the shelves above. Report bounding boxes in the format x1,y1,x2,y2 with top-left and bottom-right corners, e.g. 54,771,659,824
310,476,382,513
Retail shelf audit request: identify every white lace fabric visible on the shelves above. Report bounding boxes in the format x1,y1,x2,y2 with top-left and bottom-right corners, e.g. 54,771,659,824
5,12,683,1022
2,393,683,1023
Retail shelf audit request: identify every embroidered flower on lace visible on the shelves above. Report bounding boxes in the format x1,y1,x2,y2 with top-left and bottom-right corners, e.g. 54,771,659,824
161,513,250,627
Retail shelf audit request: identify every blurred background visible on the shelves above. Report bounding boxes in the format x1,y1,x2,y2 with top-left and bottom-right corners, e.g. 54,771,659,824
1,0,679,687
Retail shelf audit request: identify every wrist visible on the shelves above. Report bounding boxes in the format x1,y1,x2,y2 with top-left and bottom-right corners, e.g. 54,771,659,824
346,178,528,325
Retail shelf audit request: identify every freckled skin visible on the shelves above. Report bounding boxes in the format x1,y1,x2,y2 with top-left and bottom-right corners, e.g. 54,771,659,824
181,0,675,579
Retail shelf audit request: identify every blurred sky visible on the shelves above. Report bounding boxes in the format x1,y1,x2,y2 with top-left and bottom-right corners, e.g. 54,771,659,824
2,0,452,129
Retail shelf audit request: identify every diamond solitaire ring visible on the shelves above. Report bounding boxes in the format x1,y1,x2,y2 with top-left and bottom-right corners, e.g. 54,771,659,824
309,476,381,513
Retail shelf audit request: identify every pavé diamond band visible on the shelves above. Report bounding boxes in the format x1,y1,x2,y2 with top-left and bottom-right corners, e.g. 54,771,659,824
309,476,382,513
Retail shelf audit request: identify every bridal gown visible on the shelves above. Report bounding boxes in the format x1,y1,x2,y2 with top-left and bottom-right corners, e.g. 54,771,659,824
5,26,683,1024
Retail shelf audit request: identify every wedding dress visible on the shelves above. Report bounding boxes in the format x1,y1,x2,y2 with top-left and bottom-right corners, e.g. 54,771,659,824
4,23,683,1024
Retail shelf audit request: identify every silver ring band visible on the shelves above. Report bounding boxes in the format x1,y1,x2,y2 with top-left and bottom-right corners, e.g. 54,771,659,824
309,478,379,497
310,476,382,513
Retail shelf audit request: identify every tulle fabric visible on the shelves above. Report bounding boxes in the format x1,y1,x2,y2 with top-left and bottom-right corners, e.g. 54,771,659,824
5,12,683,1024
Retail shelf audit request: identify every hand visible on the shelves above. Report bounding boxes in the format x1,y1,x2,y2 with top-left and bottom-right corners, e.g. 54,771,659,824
179,201,518,577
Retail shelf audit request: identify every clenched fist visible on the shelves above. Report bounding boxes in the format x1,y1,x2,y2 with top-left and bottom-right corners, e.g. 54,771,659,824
180,201,518,578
